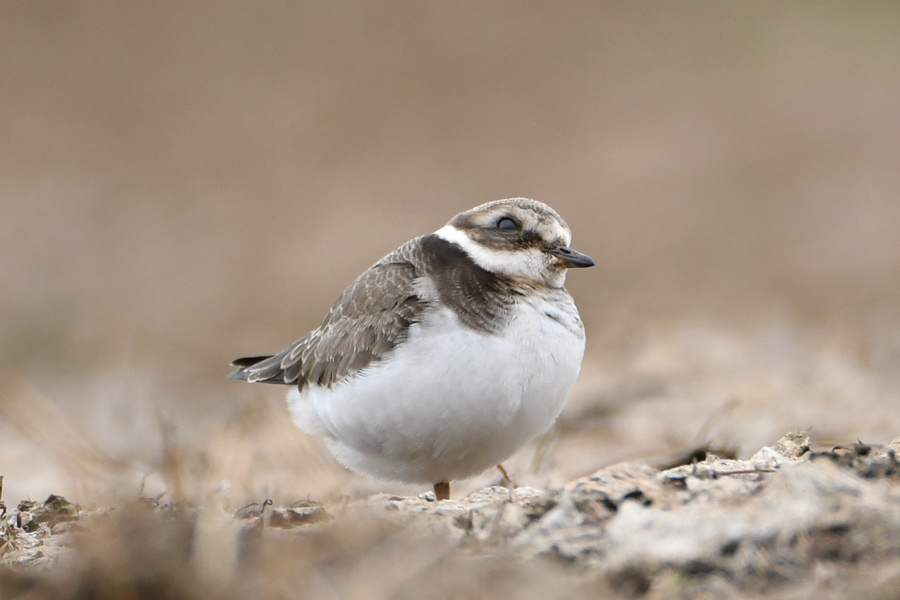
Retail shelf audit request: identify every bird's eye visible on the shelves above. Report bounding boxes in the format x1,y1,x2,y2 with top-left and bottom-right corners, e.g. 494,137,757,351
497,217,518,231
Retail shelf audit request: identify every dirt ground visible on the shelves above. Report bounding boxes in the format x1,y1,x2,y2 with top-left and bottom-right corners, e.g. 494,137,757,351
3,432,900,599
2,2,900,598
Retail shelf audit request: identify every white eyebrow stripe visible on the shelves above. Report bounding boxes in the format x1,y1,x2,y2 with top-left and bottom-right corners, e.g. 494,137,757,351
434,225,513,273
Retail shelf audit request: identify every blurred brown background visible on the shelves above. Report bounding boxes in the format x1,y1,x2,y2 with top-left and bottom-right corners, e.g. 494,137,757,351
2,1,899,506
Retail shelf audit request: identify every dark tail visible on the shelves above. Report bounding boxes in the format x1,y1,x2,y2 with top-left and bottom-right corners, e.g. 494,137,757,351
229,353,294,384
228,355,273,381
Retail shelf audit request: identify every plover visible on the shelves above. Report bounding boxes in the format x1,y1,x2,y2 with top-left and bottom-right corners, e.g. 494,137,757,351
230,198,593,500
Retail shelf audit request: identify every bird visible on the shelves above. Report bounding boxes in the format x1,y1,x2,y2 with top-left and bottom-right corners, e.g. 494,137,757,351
229,198,594,501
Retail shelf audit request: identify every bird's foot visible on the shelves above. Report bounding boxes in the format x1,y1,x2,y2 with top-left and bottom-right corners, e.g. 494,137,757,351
433,481,450,501
496,464,516,488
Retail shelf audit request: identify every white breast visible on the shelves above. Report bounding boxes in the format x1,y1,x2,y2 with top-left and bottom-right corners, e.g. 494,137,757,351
286,292,586,484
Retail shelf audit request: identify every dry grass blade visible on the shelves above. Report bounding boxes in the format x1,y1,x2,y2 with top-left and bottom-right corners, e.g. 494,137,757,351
0,367,125,489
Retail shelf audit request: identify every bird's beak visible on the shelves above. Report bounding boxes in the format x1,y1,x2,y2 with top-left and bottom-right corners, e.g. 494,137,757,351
549,246,595,268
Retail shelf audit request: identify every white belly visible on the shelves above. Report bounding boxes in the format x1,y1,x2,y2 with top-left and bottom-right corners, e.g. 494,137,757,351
287,298,585,484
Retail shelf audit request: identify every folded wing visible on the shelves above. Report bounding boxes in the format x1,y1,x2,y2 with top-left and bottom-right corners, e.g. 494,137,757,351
229,243,426,389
